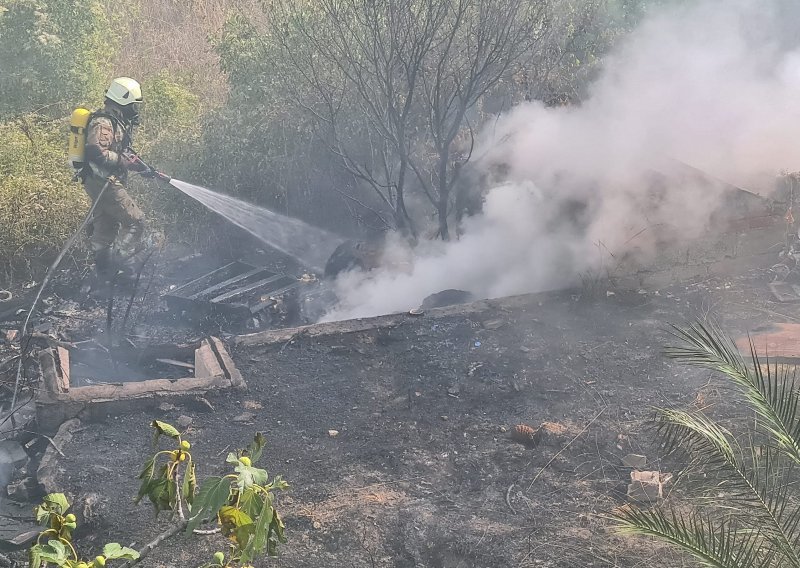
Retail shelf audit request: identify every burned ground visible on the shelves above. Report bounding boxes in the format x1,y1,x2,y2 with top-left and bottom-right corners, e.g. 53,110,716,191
31,271,783,568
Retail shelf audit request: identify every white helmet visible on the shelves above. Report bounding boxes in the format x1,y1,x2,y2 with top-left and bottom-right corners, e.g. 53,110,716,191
105,77,143,107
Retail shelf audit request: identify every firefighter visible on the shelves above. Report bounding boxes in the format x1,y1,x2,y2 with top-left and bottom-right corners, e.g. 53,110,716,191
82,77,151,286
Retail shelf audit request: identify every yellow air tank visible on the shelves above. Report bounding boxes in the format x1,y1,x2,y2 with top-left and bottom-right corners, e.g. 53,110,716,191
68,108,91,172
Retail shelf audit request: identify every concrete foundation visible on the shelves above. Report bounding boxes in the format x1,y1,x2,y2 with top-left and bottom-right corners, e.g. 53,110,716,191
36,337,245,432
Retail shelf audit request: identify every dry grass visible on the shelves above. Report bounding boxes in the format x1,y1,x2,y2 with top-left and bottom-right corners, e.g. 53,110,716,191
287,484,408,528
108,0,265,107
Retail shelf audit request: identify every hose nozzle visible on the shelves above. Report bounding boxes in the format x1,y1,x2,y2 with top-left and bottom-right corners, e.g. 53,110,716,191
133,155,171,183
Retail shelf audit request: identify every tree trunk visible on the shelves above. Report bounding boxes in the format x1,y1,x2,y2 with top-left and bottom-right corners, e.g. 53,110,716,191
395,159,416,238
437,150,450,240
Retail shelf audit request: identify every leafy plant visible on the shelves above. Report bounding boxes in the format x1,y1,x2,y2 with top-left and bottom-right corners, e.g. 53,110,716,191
135,420,197,518
187,432,288,566
29,493,138,568
615,321,800,567
136,422,287,567
30,423,287,568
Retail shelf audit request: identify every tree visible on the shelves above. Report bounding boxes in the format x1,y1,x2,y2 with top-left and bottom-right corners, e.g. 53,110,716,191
266,0,547,239
616,321,800,567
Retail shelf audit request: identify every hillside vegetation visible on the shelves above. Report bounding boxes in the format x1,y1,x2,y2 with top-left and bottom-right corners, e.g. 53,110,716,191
0,0,664,283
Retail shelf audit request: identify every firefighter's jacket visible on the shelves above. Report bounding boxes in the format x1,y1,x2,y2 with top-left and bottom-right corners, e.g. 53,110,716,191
85,106,134,181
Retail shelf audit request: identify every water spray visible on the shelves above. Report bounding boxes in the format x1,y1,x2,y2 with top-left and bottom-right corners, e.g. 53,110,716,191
131,157,344,271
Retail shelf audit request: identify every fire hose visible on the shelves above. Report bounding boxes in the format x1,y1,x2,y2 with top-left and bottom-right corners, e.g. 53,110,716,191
8,157,172,422
8,180,112,419
127,152,172,184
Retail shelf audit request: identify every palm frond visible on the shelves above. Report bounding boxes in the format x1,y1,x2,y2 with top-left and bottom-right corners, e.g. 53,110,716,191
656,408,800,564
665,320,749,385
665,321,800,466
750,355,800,463
617,321,800,567
658,407,737,464
614,506,768,568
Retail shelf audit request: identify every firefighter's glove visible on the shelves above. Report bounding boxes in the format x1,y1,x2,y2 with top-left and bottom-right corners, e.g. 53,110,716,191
121,151,149,173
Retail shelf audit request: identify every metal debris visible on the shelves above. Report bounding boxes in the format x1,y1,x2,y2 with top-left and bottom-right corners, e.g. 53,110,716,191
164,261,308,327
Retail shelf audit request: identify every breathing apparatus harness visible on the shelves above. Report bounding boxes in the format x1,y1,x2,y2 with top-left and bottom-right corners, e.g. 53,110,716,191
69,107,169,183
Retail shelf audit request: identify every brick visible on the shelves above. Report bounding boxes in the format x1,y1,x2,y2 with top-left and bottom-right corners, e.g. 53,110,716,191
628,470,671,503
194,340,223,378
56,347,70,392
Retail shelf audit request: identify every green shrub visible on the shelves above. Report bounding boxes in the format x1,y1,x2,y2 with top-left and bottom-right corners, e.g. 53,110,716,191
0,0,114,118
0,116,89,280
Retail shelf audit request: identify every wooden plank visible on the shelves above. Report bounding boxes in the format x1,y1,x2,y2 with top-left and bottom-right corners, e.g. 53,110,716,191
37,418,80,493
38,350,60,394
156,358,195,370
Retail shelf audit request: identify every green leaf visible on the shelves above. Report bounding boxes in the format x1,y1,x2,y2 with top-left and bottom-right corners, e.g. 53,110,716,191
138,456,156,480
151,420,181,444
103,543,140,560
219,505,253,528
666,321,800,465
614,506,767,568
30,544,44,568
246,432,266,463
231,523,256,549
236,464,269,492
31,539,70,565
225,452,240,465
187,476,232,534
219,506,255,548
267,510,287,556
135,479,152,506
35,506,51,525
42,493,70,515
182,461,197,505
270,475,289,492
238,488,264,520
145,478,172,514
241,492,273,563
135,457,157,503
138,463,170,510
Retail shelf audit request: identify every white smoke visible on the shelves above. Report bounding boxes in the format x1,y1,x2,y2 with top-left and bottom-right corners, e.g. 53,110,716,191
322,0,800,321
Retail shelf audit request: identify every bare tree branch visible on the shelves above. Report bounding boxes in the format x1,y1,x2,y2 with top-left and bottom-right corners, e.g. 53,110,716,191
265,0,549,238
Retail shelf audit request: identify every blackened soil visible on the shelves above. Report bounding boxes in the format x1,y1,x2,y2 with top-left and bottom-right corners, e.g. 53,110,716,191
45,271,785,567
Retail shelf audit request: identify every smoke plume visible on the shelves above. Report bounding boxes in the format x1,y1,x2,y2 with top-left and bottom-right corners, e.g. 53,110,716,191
323,0,800,321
